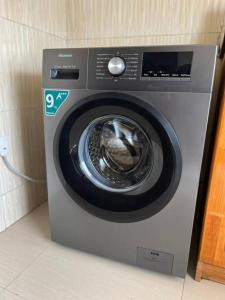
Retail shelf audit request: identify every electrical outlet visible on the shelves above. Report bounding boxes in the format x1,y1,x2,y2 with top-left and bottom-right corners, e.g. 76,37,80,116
0,136,8,156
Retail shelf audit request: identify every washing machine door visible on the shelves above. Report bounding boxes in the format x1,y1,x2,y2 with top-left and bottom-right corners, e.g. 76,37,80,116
57,93,182,222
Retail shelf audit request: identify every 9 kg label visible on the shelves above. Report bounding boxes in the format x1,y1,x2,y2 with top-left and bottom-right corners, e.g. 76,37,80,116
44,90,69,116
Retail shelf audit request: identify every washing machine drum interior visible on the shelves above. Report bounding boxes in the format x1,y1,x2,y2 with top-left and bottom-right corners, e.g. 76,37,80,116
57,96,182,222
78,115,163,194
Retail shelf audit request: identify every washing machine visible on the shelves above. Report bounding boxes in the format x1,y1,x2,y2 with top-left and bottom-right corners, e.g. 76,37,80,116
42,45,218,278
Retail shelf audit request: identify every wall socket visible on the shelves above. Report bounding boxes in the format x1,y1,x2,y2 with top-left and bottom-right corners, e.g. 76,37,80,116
0,136,8,157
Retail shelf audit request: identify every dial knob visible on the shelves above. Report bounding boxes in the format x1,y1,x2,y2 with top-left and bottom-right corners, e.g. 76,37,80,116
108,56,126,76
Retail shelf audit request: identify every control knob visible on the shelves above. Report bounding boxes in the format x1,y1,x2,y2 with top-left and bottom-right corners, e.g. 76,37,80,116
108,56,126,76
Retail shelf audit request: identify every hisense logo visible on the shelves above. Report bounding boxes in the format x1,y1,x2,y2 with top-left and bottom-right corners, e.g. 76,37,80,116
58,54,72,58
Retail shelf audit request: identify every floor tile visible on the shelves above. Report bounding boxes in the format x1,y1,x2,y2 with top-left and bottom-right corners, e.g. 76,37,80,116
182,274,225,299
3,202,51,251
0,289,25,300
7,243,184,300
0,234,44,288
0,203,50,288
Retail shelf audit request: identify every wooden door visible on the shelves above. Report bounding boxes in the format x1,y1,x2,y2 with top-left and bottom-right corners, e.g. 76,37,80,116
196,74,225,283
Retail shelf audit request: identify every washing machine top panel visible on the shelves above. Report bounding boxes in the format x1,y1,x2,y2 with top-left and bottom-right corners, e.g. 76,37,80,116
42,45,217,93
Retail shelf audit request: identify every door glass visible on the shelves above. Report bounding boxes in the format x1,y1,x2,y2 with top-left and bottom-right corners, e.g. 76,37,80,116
99,119,144,172
78,116,155,192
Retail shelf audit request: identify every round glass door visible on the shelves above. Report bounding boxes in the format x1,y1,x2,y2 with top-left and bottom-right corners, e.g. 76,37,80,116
78,116,159,192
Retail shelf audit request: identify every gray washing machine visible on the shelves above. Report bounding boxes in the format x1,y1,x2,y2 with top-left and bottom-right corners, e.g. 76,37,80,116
42,45,218,278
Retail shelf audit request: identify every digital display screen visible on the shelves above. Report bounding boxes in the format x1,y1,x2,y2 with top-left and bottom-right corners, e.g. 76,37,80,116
141,52,193,79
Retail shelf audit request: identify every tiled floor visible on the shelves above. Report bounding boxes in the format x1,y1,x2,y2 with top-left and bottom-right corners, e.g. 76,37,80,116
0,203,224,300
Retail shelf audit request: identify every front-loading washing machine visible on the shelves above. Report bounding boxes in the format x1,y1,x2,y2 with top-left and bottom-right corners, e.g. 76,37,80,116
42,45,218,277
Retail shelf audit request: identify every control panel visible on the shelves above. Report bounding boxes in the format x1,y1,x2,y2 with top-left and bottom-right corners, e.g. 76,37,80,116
93,49,193,82
94,50,140,81
43,46,217,93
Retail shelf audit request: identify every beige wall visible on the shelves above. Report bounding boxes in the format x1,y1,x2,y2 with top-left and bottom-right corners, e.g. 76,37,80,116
0,1,67,231
0,0,225,231
67,0,225,47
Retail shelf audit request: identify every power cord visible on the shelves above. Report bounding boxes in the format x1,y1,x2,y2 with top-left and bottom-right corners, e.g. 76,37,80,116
0,136,44,183
2,156,44,183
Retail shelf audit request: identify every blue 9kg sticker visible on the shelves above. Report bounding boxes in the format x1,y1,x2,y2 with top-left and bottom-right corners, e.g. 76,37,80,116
44,90,69,116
